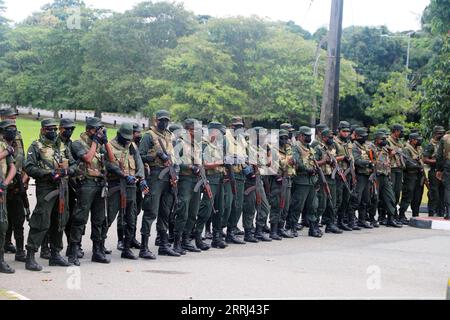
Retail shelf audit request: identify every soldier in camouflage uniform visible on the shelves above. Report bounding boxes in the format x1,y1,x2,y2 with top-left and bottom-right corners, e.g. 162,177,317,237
1,108,28,257
171,119,204,253
68,117,112,266
387,124,406,223
0,120,18,274
194,122,227,249
436,129,450,220
139,110,180,258
314,128,343,234
102,123,148,260
241,127,272,243
423,126,446,217
267,129,296,240
289,126,322,238
372,131,402,228
399,133,425,219
222,117,247,245
334,121,356,231
366,137,380,228
56,119,84,260
24,119,76,271
348,127,375,229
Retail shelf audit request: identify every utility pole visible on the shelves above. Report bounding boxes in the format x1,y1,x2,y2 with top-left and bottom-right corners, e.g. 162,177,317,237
320,0,344,131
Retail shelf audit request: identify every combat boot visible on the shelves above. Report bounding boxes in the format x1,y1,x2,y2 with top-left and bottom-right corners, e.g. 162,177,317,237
4,241,16,254
25,249,42,271
40,246,51,260
290,227,299,237
49,248,72,267
204,229,213,240
263,224,270,233
158,232,181,257
296,222,305,231
0,251,15,274
117,228,124,251
130,237,141,249
225,229,246,245
102,240,112,255
278,222,294,239
121,239,138,260
92,241,110,264
233,227,244,236
168,222,175,244
308,221,323,238
155,233,161,246
370,220,380,228
337,219,352,231
195,232,210,251
244,228,259,243
386,218,402,228
139,235,156,260
14,237,26,262
68,243,80,266
398,211,409,225
358,220,374,229
211,231,227,249
325,223,344,234
255,226,271,242
181,233,201,253
270,223,282,241
172,233,186,255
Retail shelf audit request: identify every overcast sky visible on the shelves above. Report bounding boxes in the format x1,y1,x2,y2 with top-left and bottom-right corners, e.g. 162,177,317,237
3,0,430,33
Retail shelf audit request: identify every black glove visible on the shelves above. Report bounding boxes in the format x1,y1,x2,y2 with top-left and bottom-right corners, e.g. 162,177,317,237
157,151,169,162
6,145,14,156
191,165,200,176
126,175,137,185
368,162,375,169
101,129,108,144
50,170,61,182
307,168,317,176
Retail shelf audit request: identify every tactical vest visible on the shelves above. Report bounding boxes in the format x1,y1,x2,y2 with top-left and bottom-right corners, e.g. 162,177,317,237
335,137,353,170
35,136,68,171
146,127,174,169
0,141,9,179
387,136,405,169
76,133,104,178
278,144,296,176
14,131,25,171
109,138,137,178
354,141,372,175
177,137,202,176
298,141,316,171
203,138,225,176
375,146,391,176
225,130,248,174
404,142,423,170
442,134,450,162
429,138,439,159
317,141,336,176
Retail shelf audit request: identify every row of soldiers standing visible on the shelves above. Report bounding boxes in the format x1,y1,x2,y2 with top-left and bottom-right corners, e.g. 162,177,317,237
0,108,449,274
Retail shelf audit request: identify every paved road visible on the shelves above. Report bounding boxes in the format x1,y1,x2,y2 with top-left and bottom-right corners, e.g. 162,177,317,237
1,184,449,300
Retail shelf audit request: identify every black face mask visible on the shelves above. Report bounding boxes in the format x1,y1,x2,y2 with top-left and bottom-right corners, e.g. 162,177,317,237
379,139,388,147
280,137,289,146
416,140,423,147
3,128,17,142
62,129,74,140
288,133,293,140
399,132,404,139
45,131,58,141
157,120,169,131
304,136,312,144
117,134,131,147
326,138,334,146
357,137,367,144
340,135,349,142
134,136,142,144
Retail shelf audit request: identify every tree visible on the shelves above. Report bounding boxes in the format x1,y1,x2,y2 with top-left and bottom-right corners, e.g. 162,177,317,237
422,0,450,35
365,72,421,130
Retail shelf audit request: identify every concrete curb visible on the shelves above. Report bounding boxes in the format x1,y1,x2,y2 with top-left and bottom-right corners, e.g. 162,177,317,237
409,217,450,231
